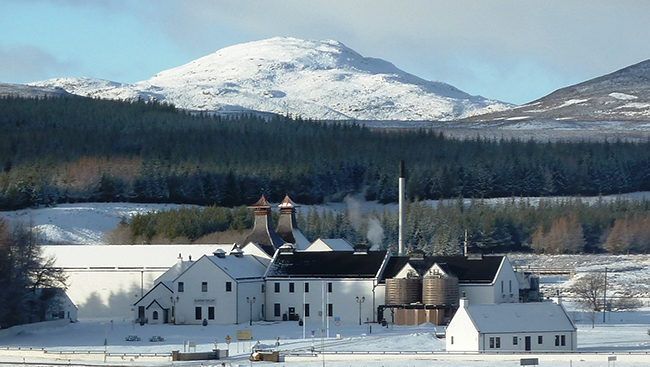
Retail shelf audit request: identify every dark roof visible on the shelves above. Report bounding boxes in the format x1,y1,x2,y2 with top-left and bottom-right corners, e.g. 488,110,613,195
267,250,388,278
382,255,504,284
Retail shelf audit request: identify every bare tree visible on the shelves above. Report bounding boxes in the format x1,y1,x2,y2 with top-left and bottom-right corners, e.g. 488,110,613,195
570,272,606,312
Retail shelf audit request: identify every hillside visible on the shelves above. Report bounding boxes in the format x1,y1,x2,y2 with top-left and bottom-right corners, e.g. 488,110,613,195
28,37,510,121
466,59,650,123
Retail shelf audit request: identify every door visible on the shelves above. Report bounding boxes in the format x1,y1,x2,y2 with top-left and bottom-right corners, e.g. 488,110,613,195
525,336,531,351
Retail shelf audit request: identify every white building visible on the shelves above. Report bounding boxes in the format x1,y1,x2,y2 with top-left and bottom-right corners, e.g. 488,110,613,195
135,246,269,325
264,245,388,325
446,298,577,352
43,244,221,318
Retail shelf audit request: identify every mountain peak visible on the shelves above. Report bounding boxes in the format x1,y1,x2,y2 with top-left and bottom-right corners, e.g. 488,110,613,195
30,37,511,121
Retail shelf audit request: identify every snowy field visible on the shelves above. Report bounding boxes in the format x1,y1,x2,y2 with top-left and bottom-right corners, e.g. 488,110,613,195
0,305,649,367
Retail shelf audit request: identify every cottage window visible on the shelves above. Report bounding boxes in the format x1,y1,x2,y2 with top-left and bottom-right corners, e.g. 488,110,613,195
178,282,184,292
509,280,512,293
513,336,518,345
561,335,566,346
274,282,280,293
226,282,232,292
208,307,215,320
274,303,281,317
450,336,454,345
304,303,310,317
555,335,560,346
202,282,208,292
261,284,265,293
304,282,309,293
538,335,543,344
195,307,202,320
289,282,295,293
327,282,333,293
501,281,504,293
327,303,333,317
152,311,158,320
489,337,495,348
495,337,501,348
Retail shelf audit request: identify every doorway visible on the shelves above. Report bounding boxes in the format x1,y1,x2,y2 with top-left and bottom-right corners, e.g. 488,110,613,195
525,336,531,351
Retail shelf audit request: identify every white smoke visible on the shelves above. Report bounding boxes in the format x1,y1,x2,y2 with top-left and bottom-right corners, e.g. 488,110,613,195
367,217,384,250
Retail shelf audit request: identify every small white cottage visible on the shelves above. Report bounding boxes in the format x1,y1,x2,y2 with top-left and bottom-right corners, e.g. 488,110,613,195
446,298,577,352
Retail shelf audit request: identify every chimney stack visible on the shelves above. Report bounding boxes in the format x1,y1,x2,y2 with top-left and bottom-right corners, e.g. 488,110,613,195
398,160,405,256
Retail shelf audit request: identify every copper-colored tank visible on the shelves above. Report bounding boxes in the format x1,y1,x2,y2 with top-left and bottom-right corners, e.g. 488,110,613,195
422,276,459,306
385,278,422,305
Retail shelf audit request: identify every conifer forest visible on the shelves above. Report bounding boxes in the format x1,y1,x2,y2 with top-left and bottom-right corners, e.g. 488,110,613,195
3,96,650,254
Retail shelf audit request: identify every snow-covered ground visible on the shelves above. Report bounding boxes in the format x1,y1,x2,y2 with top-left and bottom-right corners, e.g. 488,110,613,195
0,305,649,367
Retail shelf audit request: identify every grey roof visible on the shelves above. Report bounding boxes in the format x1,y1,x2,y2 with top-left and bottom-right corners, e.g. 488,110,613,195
464,301,576,334
382,255,505,283
266,250,388,278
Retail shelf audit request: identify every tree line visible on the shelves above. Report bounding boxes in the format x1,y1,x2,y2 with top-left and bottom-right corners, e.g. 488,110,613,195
117,196,650,255
3,96,650,211
0,219,67,328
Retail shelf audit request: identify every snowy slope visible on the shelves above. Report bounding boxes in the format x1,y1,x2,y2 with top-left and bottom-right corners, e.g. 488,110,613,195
466,59,650,122
29,37,511,121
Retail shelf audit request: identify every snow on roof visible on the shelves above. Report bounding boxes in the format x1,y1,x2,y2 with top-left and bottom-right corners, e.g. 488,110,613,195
305,238,354,252
42,244,230,268
205,253,268,280
464,300,576,334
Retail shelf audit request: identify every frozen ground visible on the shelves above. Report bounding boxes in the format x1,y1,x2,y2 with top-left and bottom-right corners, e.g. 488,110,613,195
0,305,649,367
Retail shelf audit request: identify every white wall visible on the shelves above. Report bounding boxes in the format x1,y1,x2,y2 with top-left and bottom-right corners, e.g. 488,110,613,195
492,257,519,304
446,303,479,352
264,278,380,325
480,331,576,352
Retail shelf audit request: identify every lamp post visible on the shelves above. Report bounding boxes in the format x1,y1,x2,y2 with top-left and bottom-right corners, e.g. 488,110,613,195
170,296,179,325
246,296,256,326
356,296,365,325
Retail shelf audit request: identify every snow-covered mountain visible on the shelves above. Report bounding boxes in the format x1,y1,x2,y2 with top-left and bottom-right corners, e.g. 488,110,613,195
466,59,650,122
28,37,511,121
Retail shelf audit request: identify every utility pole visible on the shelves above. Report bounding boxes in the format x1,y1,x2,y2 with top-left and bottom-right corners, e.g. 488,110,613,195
603,267,607,323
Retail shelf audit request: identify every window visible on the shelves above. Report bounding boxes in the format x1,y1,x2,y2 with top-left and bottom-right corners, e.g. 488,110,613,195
304,282,309,293
327,303,333,317
538,335,543,344
178,282,184,292
262,284,265,293
555,335,560,346
327,282,333,293
451,336,454,345
274,303,281,317
152,311,158,320
501,280,504,293
304,303,310,317
195,307,202,320
226,282,232,292
561,335,566,346
489,337,495,348
274,282,280,293
509,280,512,293
495,337,501,348
202,282,208,292
289,282,295,293
513,336,518,345
208,307,215,320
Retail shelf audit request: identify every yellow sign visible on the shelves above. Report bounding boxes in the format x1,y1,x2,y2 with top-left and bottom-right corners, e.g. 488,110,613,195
237,330,253,340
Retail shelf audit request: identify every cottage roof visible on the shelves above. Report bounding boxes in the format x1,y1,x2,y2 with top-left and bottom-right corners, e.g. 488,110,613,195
205,253,268,280
382,255,504,283
462,300,576,334
266,250,388,278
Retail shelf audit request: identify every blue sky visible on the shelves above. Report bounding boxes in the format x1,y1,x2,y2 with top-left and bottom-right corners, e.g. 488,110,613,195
1,0,649,105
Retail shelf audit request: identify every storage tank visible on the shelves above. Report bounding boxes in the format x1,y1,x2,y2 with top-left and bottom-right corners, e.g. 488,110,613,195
422,276,459,306
385,278,422,305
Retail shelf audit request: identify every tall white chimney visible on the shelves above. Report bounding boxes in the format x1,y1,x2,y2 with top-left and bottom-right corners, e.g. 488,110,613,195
398,160,405,256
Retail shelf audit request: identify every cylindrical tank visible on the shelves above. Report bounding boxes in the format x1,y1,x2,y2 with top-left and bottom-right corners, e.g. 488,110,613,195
385,278,421,305
422,276,459,306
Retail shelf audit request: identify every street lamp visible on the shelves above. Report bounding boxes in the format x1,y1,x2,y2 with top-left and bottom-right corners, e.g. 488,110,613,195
246,296,256,326
356,296,365,325
170,296,179,324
